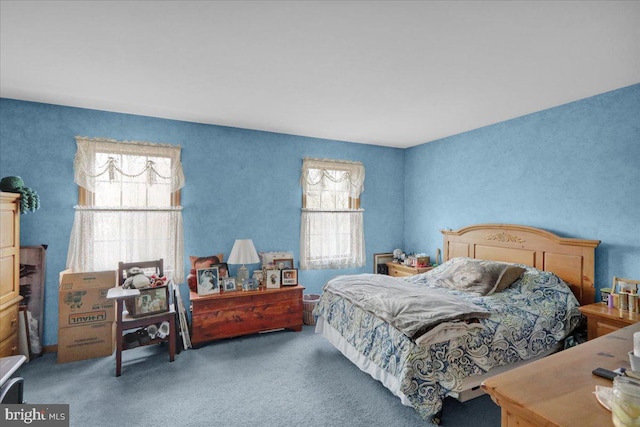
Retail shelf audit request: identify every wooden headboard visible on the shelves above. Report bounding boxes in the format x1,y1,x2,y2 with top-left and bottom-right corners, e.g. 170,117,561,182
442,224,600,305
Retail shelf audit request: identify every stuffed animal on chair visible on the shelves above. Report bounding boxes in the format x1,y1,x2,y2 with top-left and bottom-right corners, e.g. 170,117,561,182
122,267,151,289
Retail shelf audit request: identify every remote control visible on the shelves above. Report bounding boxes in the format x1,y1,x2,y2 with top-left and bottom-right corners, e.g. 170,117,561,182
592,367,618,380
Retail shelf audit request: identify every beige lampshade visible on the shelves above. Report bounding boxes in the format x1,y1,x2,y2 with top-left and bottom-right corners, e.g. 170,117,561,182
228,239,260,265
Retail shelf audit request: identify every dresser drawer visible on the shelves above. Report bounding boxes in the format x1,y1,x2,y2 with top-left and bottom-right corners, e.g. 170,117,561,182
0,332,19,357
0,302,20,341
386,262,433,277
387,264,414,277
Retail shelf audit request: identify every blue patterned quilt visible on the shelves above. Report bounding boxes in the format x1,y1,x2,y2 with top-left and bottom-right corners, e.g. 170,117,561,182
313,258,582,420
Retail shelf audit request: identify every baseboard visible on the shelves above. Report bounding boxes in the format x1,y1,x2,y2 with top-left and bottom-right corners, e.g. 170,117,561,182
43,344,57,354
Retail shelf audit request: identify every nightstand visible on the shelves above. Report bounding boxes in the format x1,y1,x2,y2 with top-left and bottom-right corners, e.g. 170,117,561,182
385,262,433,277
579,302,639,340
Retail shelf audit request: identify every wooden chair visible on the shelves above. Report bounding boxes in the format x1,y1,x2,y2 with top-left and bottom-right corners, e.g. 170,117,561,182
112,259,176,376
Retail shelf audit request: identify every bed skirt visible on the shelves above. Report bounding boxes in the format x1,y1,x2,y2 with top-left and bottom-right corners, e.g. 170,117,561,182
315,315,413,407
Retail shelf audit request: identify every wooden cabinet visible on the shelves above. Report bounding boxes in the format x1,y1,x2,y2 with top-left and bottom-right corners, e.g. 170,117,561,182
190,285,304,346
385,262,432,277
0,192,23,357
579,302,639,340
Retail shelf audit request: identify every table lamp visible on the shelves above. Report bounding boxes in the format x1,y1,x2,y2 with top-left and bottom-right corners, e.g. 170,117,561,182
228,239,260,285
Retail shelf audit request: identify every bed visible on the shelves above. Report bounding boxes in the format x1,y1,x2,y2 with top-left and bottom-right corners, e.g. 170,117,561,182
313,224,600,423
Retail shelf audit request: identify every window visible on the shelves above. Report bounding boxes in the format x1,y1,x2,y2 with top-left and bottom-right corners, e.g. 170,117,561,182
67,137,185,282
300,157,365,270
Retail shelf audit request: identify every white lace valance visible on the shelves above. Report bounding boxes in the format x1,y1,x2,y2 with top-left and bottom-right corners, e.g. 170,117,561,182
300,157,365,199
74,136,185,193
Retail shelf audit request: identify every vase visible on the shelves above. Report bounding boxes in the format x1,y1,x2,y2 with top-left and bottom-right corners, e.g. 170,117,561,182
187,269,197,292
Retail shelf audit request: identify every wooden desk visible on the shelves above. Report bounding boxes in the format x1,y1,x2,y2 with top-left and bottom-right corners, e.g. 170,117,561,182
481,322,640,427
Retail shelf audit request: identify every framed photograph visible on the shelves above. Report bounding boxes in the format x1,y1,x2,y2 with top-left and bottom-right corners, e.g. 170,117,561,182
242,278,259,291
197,267,220,296
222,277,237,292
259,251,294,269
265,269,281,289
613,276,640,294
212,263,229,278
252,270,263,286
281,268,298,286
274,258,294,270
130,285,170,318
373,252,394,274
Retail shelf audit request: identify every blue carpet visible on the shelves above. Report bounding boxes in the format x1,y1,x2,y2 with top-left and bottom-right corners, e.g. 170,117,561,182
16,326,499,426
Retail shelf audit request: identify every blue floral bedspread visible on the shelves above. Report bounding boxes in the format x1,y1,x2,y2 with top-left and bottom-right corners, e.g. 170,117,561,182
313,259,582,420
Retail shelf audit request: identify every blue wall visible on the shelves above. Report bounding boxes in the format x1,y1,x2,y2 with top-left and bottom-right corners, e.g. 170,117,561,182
405,83,640,294
0,99,405,346
1,84,638,347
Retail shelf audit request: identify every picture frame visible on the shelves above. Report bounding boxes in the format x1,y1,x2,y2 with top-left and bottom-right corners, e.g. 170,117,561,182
212,262,229,279
242,278,259,291
222,277,238,292
281,268,298,286
265,269,281,289
613,276,640,294
197,267,220,296
373,252,394,274
259,251,294,269
273,258,294,270
252,270,263,286
129,285,170,318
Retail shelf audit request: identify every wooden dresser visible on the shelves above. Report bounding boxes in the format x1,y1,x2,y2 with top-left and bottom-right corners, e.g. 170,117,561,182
386,262,432,277
190,285,304,346
0,192,23,357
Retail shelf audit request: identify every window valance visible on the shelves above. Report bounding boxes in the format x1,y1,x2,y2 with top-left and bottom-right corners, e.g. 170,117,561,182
74,136,185,193
300,157,365,199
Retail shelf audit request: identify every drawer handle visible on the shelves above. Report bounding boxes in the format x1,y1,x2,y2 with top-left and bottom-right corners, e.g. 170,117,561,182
11,345,18,353
10,316,18,325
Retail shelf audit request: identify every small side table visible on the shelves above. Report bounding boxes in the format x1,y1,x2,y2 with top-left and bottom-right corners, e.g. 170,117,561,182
579,302,639,340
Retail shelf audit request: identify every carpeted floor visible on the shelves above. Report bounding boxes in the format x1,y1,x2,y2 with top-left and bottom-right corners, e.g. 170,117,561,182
16,326,499,426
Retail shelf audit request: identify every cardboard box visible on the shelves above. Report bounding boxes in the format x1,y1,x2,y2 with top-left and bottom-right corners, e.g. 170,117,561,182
58,270,117,328
57,321,115,364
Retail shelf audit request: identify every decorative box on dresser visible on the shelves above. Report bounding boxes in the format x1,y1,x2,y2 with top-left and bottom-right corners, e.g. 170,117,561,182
0,193,23,357
190,285,304,346
385,262,432,277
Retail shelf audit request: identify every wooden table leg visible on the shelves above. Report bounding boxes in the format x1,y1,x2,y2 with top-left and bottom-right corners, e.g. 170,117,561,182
168,312,176,362
115,299,124,377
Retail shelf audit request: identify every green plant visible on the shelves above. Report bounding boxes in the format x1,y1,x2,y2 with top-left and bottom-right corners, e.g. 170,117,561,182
0,176,41,214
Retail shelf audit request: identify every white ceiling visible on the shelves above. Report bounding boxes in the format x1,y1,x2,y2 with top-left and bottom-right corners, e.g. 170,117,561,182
1,1,639,148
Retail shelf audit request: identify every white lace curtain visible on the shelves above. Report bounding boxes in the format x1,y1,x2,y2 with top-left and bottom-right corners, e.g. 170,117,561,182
67,207,184,281
67,137,185,283
300,157,365,270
